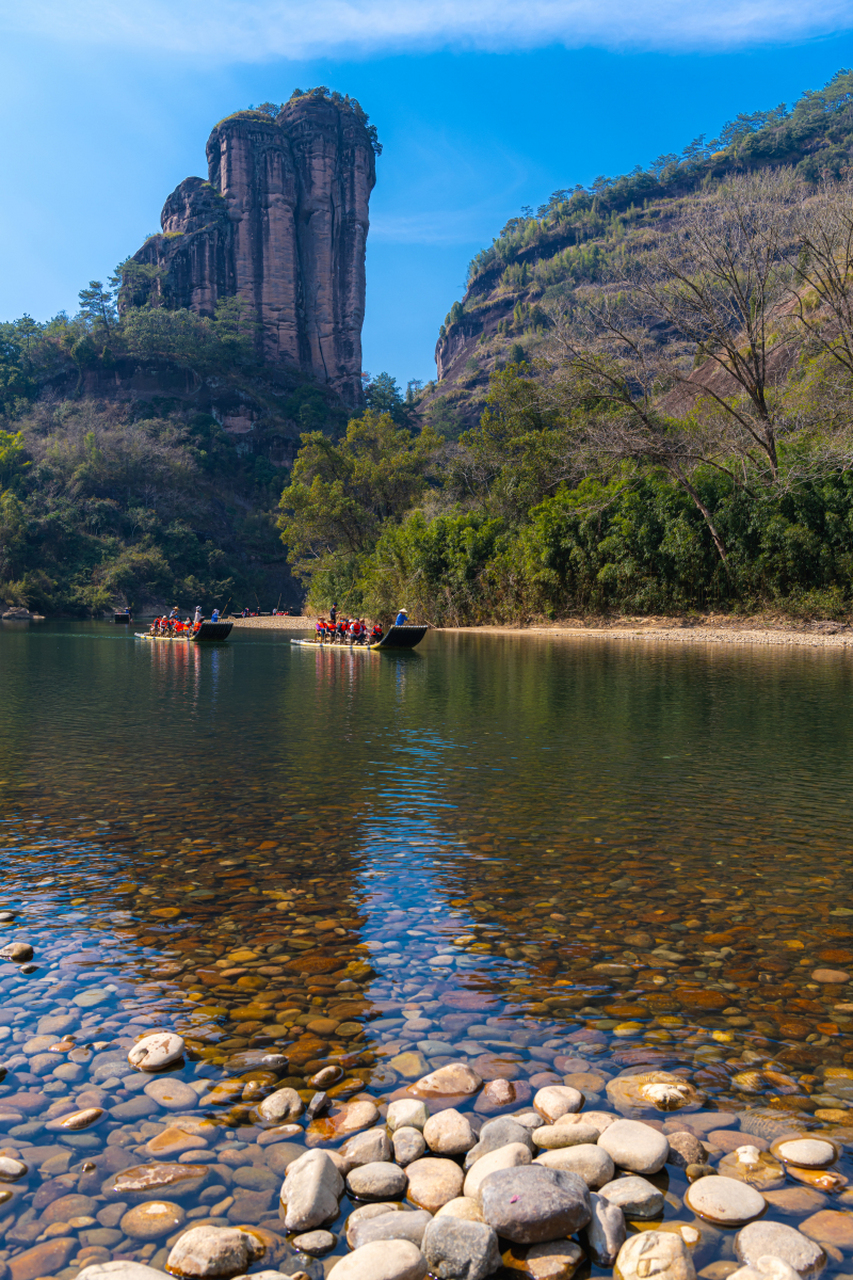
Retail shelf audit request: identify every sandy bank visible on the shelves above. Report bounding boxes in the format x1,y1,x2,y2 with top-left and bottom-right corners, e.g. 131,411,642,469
437,616,853,649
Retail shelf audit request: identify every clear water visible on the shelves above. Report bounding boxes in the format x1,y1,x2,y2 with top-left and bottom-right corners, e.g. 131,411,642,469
0,621,851,1275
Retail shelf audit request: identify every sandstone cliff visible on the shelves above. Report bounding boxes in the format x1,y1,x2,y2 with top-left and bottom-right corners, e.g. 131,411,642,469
127,94,377,405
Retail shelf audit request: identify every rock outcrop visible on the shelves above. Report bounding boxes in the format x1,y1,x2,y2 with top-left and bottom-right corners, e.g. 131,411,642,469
127,94,377,405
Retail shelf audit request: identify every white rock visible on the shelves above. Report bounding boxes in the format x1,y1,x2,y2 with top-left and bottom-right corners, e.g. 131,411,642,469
423,1108,475,1156
533,1085,584,1123
386,1099,429,1132
615,1230,696,1280
599,1118,670,1175
144,1077,199,1111
166,1225,264,1278
328,1239,427,1280
256,1087,304,1124
729,1259,800,1280
78,1267,167,1280
282,1149,344,1232
127,1032,185,1072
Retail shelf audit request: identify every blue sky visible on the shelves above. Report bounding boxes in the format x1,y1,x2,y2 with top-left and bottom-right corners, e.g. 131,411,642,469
2,2,853,387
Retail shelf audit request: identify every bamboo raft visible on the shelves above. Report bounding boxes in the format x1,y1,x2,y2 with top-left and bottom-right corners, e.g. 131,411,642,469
135,621,234,643
291,624,427,652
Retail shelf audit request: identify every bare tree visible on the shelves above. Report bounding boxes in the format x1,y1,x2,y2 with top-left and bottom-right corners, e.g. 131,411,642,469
636,169,800,483
546,296,732,561
788,177,853,376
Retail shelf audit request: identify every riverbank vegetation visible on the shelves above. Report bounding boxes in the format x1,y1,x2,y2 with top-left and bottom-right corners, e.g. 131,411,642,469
280,167,853,624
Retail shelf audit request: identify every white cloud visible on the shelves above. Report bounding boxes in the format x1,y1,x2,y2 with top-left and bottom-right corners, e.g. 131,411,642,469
8,0,853,60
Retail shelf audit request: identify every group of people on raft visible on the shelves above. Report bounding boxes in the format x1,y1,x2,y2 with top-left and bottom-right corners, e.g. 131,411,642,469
149,606,221,636
313,606,409,645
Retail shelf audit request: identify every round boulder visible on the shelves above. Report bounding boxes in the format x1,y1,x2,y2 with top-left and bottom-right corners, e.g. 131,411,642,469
127,1032,185,1072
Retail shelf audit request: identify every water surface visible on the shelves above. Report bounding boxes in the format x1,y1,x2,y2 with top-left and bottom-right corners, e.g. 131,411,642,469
0,622,851,1274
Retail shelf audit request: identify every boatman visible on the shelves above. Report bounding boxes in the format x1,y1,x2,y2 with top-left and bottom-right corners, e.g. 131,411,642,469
395,608,408,626
211,608,220,623
194,605,203,626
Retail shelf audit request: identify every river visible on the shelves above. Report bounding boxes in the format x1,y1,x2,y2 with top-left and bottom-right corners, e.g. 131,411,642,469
0,621,851,1276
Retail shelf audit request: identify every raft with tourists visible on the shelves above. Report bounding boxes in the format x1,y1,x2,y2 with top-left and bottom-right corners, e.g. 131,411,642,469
136,618,234,643
291,614,427,652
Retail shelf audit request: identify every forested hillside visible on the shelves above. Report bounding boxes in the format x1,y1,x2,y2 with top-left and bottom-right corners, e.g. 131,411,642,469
279,69,853,624
422,68,853,436
0,282,350,613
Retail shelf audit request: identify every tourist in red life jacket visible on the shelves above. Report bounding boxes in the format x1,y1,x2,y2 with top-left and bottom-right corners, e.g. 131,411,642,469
371,622,384,643
315,617,327,642
337,619,347,643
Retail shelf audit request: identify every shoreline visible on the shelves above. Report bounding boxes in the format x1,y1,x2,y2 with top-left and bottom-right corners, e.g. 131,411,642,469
231,613,853,648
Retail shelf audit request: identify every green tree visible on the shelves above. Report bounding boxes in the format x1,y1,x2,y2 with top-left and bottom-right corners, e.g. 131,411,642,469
78,281,117,334
278,409,439,610
364,372,410,426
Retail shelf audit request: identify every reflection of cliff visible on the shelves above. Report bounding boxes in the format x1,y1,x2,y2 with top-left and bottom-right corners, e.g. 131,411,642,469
128,95,377,405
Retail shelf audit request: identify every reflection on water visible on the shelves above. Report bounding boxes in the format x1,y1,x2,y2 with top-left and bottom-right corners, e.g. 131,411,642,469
0,623,851,1272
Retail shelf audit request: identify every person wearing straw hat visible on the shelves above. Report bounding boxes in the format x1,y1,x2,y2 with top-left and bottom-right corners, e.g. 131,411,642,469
395,608,409,626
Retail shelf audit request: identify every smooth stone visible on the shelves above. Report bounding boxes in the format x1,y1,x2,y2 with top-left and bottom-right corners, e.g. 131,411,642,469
410,1063,483,1099
708,1132,769,1155
465,1118,534,1170
8,1238,77,1280
347,1203,409,1232
166,1225,265,1278
728,1262,799,1280
73,987,109,1006
332,1100,380,1135
0,942,33,962
534,1144,615,1189
422,1215,501,1280
225,1050,288,1073
668,1132,707,1169
282,1149,344,1231
347,1161,408,1200
120,1199,186,1241
599,1175,665,1218
606,1072,701,1115
327,1240,427,1280
464,1142,532,1200
811,970,850,983
144,1127,209,1158
0,1156,27,1181
144,1077,199,1110
476,1078,525,1113
479,1165,591,1245
350,1210,432,1249
718,1149,786,1191
256,1087,304,1124
501,1240,585,1279
772,1139,837,1170
42,1193,98,1224
534,1122,600,1149
435,1197,485,1224
533,1086,583,1123
735,1222,827,1279
387,1100,429,1132
407,1157,465,1212
104,1162,209,1200
393,1126,426,1166
37,1012,80,1036
128,1032,185,1071
389,1052,430,1078
599,1119,670,1175
764,1189,829,1215
799,1210,853,1250
46,1106,104,1131
686,1176,766,1226
615,1231,696,1280
424,1109,476,1156
585,1191,626,1266
292,1228,336,1255
78,1266,170,1280
562,1110,617,1138
341,1128,393,1171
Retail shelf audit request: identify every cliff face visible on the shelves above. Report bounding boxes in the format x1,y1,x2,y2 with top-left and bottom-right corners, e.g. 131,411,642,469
128,97,376,405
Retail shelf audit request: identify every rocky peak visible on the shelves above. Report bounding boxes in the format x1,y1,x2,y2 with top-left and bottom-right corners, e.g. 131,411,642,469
126,95,377,405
